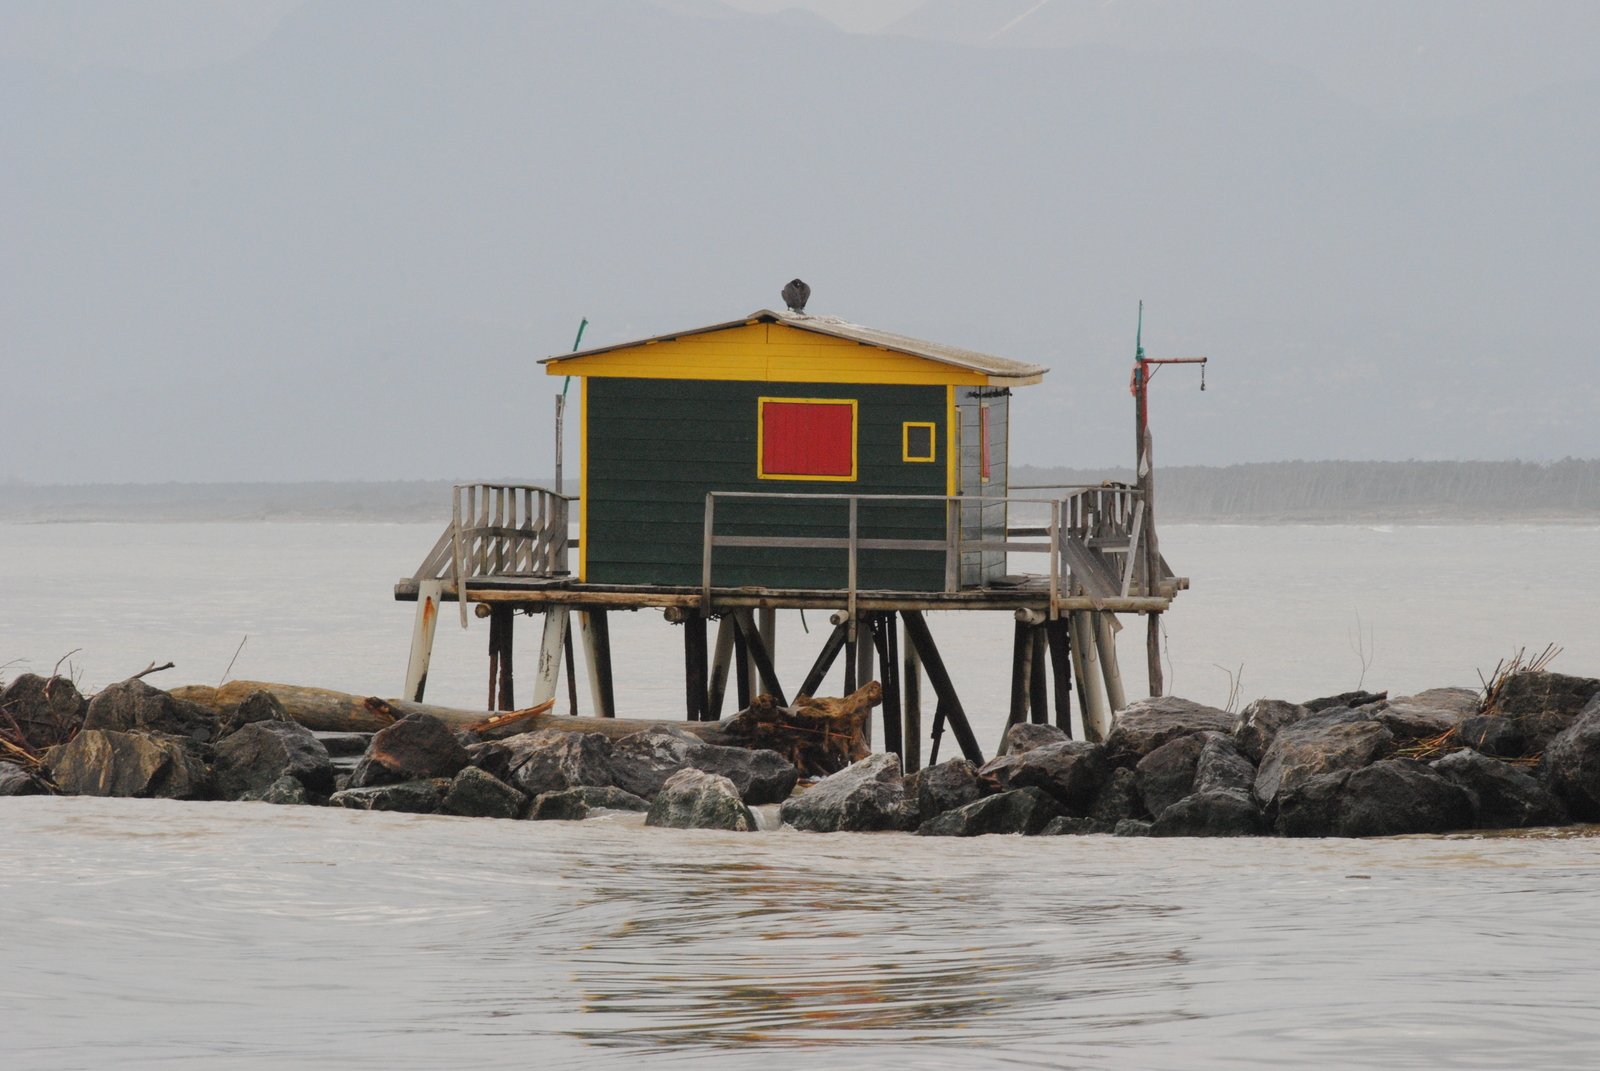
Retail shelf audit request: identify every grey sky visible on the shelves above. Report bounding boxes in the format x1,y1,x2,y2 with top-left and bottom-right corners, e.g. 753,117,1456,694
2,1,1595,484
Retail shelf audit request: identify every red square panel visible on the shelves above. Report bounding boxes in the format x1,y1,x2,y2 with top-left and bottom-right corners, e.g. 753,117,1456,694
760,399,856,479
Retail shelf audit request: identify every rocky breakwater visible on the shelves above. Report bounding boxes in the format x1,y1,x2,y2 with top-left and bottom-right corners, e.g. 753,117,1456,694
6,668,1600,840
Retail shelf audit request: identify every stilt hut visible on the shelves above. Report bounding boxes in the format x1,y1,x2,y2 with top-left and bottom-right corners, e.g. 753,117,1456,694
395,293,1185,769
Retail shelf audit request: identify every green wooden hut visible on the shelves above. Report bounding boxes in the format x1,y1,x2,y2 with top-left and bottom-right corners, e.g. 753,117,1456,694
542,308,1047,592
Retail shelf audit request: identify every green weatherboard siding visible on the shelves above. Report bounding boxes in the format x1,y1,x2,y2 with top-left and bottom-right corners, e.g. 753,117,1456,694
585,378,949,589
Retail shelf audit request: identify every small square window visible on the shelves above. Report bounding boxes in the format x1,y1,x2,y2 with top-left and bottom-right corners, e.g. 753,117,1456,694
758,397,857,481
902,421,937,462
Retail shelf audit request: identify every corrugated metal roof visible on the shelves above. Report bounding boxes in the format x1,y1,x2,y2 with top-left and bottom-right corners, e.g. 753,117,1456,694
540,309,1048,385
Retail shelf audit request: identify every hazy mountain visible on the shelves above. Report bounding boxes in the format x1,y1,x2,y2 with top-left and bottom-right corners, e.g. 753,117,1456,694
3,1,1595,485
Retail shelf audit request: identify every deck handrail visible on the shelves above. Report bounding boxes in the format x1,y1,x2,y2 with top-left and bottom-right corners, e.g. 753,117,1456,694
701,486,1154,620
411,483,576,625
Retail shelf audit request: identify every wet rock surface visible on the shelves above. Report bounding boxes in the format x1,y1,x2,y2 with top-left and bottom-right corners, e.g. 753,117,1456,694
1254,714,1395,806
1193,734,1256,796
779,754,913,833
608,726,701,799
440,766,527,819
1135,734,1208,818
1232,699,1307,763
1541,698,1600,821
645,769,756,831
1334,759,1475,837
214,720,334,800
687,745,798,805
981,741,1107,814
1432,749,1565,829
1103,697,1235,766
329,779,449,813
1001,723,1069,755
1150,789,1267,837
1455,716,1525,758
492,730,617,798
916,787,1059,837
46,729,211,799
1,674,87,749
905,759,983,826
83,680,218,743
349,713,469,788
529,785,650,820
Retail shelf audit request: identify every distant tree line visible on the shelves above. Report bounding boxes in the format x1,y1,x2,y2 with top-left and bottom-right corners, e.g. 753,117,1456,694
1012,460,1600,522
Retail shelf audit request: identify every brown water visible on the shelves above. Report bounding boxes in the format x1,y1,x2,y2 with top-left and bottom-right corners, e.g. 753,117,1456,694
5,797,1599,1069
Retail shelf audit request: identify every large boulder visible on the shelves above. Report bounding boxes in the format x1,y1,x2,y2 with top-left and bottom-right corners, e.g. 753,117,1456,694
46,729,211,799
980,740,1107,814
1150,789,1267,837
83,679,218,742
213,720,335,800
916,787,1059,837
1274,770,1351,837
1541,698,1600,820
1192,733,1256,796
1432,749,1566,829
1378,688,1477,740
1303,689,1386,713
905,759,983,825
1232,699,1308,763
1001,723,1070,755
329,779,448,813
245,775,308,805
1134,734,1208,818
1254,713,1394,806
1,673,87,748
1087,767,1146,831
216,690,291,737
528,785,650,820
440,766,528,819
645,769,757,831
779,753,914,833
1455,716,1525,759
0,763,46,796
349,713,469,788
608,726,701,799
1104,697,1235,766
1494,671,1600,753
1335,759,1475,837
484,729,616,798
687,745,798,805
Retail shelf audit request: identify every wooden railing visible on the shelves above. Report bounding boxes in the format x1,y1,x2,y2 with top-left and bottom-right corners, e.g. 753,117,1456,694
412,483,574,587
701,484,1158,618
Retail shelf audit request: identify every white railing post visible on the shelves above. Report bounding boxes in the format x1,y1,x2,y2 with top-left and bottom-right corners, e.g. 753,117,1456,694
846,496,859,633
701,493,716,610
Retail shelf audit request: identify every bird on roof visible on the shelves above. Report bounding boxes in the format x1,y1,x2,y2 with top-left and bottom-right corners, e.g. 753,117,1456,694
781,278,811,314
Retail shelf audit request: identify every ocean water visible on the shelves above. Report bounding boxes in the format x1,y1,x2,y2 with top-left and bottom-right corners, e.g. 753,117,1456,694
3,521,1600,1068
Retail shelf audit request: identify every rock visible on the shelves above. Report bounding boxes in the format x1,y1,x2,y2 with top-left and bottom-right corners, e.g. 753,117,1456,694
1134,734,1208,818
213,720,335,800
328,779,448,813
0,763,46,796
1088,767,1146,830
1001,723,1069,755
528,785,650,820
1232,699,1308,763
1254,714,1394,806
1455,716,1525,759
1193,733,1256,796
1274,770,1351,837
905,759,983,825
243,775,308,805
1103,696,1235,766
1495,672,1600,754
916,787,1059,837
1541,698,1600,820
1303,689,1387,713
314,732,373,758
1335,759,1475,837
349,713,470,788
778,753,913,833
688,745,798,805
46,729,211,799
1378,688,1476,740
644,769,756,831
980,740,1107,814
608,725,702,799
1150,789,1267,837
218,690,290,736
0,673,87,748
441,766,528,819
1112,818,1152,836
1040,815,1097,835
83,679,218,742
1432,749,1566,829
493,729,617,798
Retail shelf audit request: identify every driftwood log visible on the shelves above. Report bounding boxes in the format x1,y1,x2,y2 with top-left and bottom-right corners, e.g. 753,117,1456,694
172,680,884,772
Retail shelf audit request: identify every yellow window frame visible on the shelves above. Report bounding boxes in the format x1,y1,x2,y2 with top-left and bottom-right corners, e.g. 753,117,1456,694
756,396,859,482
902,421,937,463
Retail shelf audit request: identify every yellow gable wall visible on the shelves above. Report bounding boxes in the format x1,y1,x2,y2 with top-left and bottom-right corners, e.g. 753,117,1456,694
543,321,992,386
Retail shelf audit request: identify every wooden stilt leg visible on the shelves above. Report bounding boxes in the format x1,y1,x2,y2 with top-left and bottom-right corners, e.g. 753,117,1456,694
844,626,858,695
855,614,875,748
1046,617,1073,738
1007,619,1032,733
900,610,983,766
731,609,787,707
707,615,735,718
531,607,569,707
684,615,708,721
732,622,751,711
872,613,903,761
490,606,516,712
902,618,923,773
563,614,580,715
1147,611,1165,698
1072,610,1112,741
1095,612,1128,714
1029,626,1049,725
797,622,849,699
486,606,503,711
403,580,442,703
580,610,615,717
